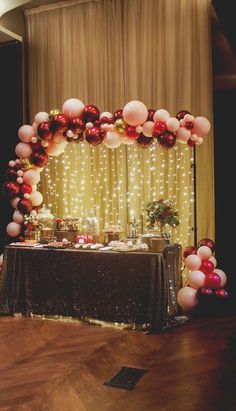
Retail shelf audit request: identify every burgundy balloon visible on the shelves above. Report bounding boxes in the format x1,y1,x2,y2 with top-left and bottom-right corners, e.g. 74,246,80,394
176,110,191,121
31,151,48,167
147,109,155,121
37,122,53,140
82,105,100,123
136,133,154,148
125,125,140,140
113,109,123,121
183,246,197,260
21,183,32,195
185,121,194,130
215,288,229,298
50,114,68,132
68,117,85,133
85,127,104,146
204,272,221,289
3,181,20,198
5,168,18,181
198,238,215,252
93,120,101,128
187,139,195,148
153,121,167,137
100,116,109,124
17,198,33,214
157,131,176,149
30,141,43,151
199,286,214,296
200,260,215,275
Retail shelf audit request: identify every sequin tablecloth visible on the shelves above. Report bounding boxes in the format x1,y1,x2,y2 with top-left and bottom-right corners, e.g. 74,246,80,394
0,244,182,333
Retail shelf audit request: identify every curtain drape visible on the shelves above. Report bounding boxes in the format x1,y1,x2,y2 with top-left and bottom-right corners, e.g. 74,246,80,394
24,0,214,247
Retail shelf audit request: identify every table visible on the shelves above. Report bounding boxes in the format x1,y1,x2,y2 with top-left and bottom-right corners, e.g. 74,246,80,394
0,244,182,333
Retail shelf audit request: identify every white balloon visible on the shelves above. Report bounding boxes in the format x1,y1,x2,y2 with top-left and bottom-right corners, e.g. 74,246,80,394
188,270,206,289
104,131,122,149
142,121,155,137
0,253,3,266
18,125,35,143
177,287,199,310
123,100,148,126
176,127,191,144
13,210,24,224
153,109,170,123
15,142,33,158
197,246,212,260
30,191,43,206
209,256,217,268
34,112,49,125
62,98,85,119
100,111,113,119
166,117,180,133
214,268,227,287
6,222,21,237
23,170,40,185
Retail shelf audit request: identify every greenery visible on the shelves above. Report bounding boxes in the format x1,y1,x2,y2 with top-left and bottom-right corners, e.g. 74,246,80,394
145,199,180,233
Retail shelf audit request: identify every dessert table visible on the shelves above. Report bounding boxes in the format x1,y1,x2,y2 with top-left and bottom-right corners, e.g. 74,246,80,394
0,244,182,333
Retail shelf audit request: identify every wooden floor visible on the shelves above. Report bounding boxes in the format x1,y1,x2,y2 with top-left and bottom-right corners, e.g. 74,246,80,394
0,313,236,411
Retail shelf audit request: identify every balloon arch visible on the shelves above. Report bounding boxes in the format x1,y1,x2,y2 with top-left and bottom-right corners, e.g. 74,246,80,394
3,98,211,241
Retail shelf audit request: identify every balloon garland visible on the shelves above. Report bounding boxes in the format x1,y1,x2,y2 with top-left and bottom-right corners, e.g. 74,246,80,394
2,98,211,241
177,238,229,311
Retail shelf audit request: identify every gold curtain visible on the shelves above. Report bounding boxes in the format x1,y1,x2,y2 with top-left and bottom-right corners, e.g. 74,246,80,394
24,0,214,247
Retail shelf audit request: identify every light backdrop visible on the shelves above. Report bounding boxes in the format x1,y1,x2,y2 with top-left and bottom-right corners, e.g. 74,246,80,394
25,0,214,247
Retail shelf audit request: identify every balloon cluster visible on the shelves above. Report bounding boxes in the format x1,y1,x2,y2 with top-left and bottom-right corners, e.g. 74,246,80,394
177,239,228,311
2,98,211,240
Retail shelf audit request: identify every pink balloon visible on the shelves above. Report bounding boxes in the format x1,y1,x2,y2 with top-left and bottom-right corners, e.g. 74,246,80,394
15,142,33,158
177,287,199,310
188,270,206,289
153,109,170,123
192,116,211,137
197,246,212,260
34,112,49,125
6,222,21,237
30,191,43,206
166,117,180,133
185,254,202,271
176,127,191,144
0,254,3,266
214,268,227,287
13,210,24,224
104,131,122,148
123,100,148,126
62,98,85,119
209,256,217,268
23,170,40,185
18,125,35,143
142,121,155,137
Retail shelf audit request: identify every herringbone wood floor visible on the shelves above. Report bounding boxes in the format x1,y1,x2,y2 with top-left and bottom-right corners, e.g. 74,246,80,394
0,313,236,411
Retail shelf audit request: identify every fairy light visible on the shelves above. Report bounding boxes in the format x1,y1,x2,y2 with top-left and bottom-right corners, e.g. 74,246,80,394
40,137,194,248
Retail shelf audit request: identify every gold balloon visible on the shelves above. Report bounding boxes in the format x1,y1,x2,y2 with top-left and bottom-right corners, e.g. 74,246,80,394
20,158,33,171
49,108,61,119
115,118,126,134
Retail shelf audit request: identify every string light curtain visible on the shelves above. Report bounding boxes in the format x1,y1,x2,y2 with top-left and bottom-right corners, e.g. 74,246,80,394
24,0,214,247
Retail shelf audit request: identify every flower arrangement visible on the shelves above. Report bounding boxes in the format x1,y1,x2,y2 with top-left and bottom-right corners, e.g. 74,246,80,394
24,210,43,231
145,199,180,235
